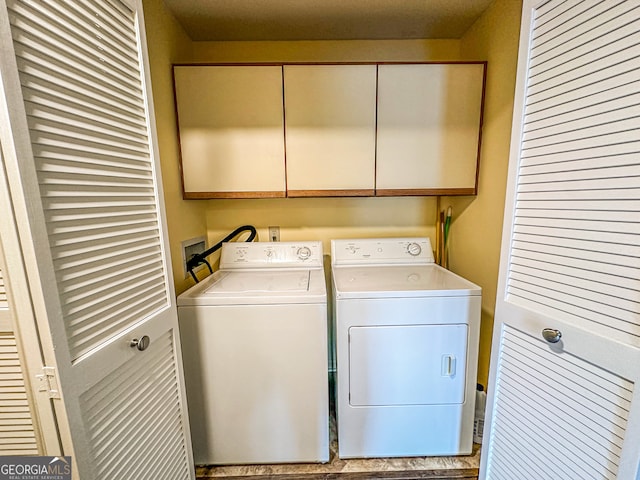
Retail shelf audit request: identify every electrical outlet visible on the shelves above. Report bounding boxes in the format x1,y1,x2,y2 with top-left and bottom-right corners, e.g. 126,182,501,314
181,236,206,278
268,226,280,242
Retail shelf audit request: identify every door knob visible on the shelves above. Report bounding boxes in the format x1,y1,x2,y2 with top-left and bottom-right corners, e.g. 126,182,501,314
130,335,150,351
542,328,562,344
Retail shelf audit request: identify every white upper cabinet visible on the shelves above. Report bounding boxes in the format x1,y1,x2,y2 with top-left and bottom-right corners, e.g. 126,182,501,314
174,63,485,198
283,65,377,196
174,66,286,198
376,63,485,195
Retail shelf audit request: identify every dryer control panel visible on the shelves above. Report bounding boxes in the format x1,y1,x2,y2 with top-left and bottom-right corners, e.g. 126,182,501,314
220,241,324,269
331,238,435,266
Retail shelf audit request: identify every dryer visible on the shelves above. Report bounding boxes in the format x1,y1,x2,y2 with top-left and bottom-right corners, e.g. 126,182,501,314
178,241,329,465
331,238,481,458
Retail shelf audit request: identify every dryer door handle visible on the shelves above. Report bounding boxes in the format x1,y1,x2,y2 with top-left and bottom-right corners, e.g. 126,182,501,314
441,354,456,377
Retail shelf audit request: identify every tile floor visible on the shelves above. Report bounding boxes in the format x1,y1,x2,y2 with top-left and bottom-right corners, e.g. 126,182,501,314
195,408,480,479
196,449,480,479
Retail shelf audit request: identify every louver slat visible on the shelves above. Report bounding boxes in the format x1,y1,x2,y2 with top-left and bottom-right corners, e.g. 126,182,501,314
16,0,138,66
530,0,621,43
505,0,640,343
10,1,142,99
528,1,640,87
525,88,640,136
0,335,39,455
531,6,640,71
509,271,639,325
0,270,7,309
28,117,150,156
14,44,143,116
522,113,640,151
7,0,169,360
485,327,633,480
80,332,190,480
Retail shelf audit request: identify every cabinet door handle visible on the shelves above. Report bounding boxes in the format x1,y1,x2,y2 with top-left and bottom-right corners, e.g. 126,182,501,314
130,335,150,351
542,328,562,344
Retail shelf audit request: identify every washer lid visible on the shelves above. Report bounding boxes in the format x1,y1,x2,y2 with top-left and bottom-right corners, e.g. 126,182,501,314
206,271,310,294
177,268,327,306
333,264,481,299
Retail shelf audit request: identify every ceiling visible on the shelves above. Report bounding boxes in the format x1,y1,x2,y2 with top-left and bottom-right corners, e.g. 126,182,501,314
162,0,495,42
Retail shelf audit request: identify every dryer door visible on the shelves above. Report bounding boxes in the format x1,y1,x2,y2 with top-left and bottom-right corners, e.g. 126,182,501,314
349,324,468,406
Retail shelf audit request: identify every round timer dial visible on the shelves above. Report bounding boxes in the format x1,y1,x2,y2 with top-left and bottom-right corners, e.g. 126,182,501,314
406,242,422,256
297,246,312,260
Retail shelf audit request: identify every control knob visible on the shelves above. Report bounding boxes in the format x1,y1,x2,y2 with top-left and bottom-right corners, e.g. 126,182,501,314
407,242,422,256
297,246,312,260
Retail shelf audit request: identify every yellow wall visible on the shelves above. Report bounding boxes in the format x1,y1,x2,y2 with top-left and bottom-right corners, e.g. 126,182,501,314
143,1,524,389
448,0,523,387
142,0,208,294
140,3,463,291
189,39,460,63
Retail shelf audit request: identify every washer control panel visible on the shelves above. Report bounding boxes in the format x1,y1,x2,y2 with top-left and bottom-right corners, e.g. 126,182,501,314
220,241,323,269
332,238,434,265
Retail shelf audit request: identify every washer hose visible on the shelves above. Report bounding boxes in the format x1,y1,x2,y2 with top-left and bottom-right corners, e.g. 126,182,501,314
186,225,257,283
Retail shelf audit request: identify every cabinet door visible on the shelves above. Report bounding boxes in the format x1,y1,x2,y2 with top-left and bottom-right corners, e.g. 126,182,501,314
485,322,640,480
174,66,286,198
284,65,377,196
376,64,485,195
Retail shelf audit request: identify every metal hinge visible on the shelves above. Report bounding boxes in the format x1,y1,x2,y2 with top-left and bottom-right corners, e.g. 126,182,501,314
36,366,61,399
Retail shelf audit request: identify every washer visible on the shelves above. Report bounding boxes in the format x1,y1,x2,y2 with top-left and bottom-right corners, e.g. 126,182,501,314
331,237,481,458
178,241,329,465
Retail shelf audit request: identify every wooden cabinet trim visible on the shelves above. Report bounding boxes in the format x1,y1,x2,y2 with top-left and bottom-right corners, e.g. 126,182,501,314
376,188,477,197
287,189,375,198
173,61,487,67
184,191,286,199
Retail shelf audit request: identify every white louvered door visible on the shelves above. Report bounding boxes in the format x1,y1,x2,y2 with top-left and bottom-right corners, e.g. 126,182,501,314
481,1,640,479
0,263,8,331
0,0,194,478
0,246,40,456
